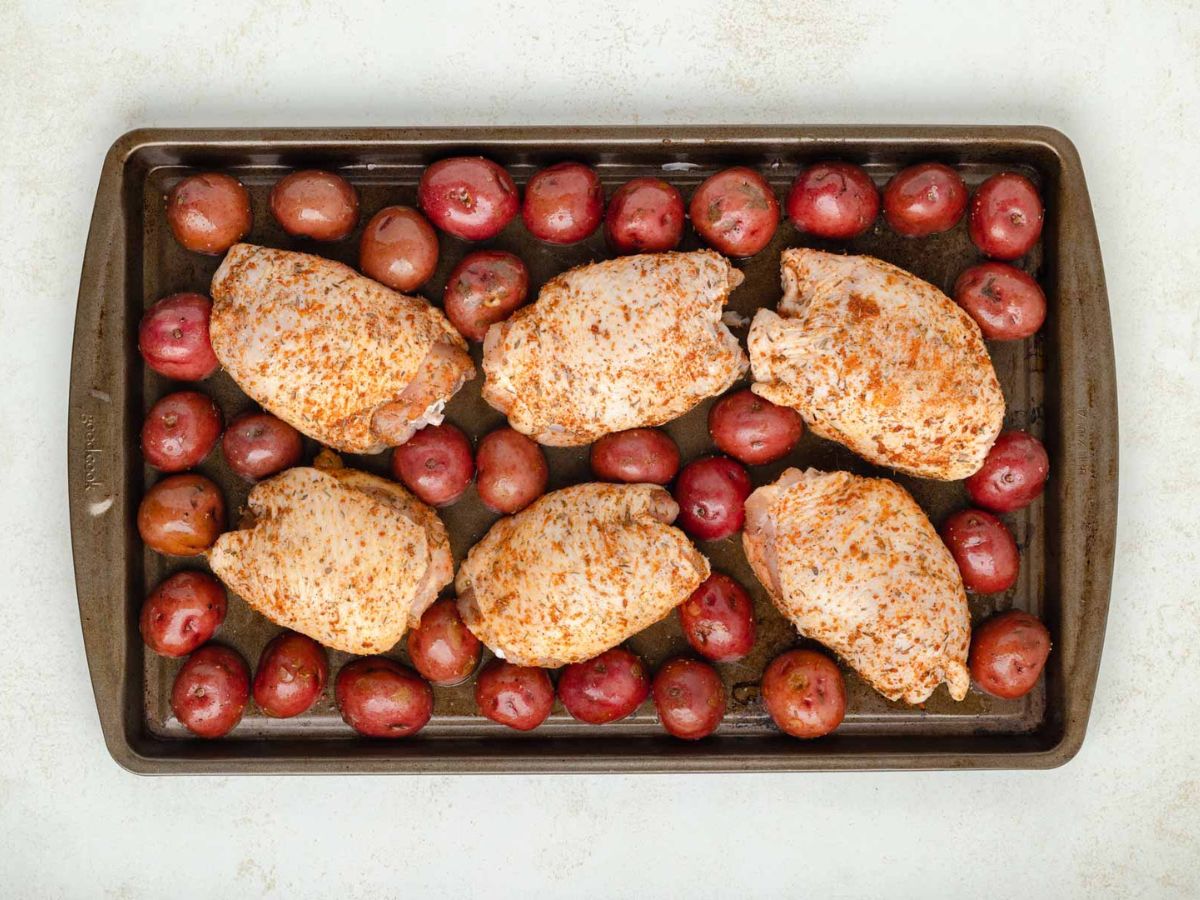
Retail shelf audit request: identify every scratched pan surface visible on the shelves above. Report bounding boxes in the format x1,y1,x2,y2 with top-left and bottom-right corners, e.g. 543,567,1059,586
68,127,1116,773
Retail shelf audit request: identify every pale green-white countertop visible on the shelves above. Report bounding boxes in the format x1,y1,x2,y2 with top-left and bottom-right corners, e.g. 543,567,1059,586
1,1,1197,896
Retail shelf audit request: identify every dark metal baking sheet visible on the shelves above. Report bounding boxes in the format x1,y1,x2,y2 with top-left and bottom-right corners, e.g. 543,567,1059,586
68,126,1117,773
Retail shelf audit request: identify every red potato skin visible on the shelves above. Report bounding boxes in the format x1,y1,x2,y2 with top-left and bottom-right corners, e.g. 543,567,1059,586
969,610,1052,699
589,428,681,485
652,658,727,740
882,162,968,237
443,250,529,342
252,631,329,718
390,423,475,507
953,262,1047,341
708,389,803,465
140,391,223,473
688,167,780,257
940,508,1020,594
407,599,482,686
221,411,303,482
418,157,519,241
170,644,250,738
138,293,220,381
966,431,1050,513
557,648,651,725
474,660,555,731
137,474,225,557
359,205,439,293
968,172,1044,260
269,170,359,241
475,428,548,514
761,649,846,739
522,162,604,244
604,177,686,254
165,173,252,254
140,571,227,658
679,572,756,663
786,162,880,239
673,456,752,541
335,657,433,738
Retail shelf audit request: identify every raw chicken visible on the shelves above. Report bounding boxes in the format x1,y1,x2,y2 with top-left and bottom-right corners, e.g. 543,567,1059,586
456,482,710,666
743,468,970,704
482,251,747,446
210,243,474,454
748,248,1004,480
207,451,453,654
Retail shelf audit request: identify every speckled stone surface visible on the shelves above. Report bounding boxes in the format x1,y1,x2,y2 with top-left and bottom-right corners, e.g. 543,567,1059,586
2,1,1197,896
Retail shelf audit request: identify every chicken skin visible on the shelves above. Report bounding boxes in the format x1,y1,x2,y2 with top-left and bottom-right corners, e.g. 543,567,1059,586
207,452,453,654
743,468,971,704
456,483,710,666
481,251,747,446
748,249,1004,480
210,243,474,454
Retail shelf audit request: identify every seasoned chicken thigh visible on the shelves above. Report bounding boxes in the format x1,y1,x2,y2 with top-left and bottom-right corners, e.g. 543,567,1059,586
748,249,1004,480
456,483,710,666
482,251,747,446
207,452,453,654
743,468,970,704
210,243,474,454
